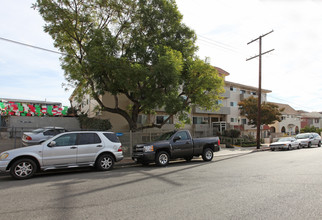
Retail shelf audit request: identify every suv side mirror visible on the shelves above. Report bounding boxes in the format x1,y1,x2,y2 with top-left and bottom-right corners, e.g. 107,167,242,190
48,141,56,147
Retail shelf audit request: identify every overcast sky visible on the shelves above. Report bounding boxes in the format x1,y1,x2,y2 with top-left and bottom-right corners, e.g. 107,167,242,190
1,0,322,111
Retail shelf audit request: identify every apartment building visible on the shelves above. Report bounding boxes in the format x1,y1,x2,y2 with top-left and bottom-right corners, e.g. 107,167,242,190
191,80,272,137
70,67,273,137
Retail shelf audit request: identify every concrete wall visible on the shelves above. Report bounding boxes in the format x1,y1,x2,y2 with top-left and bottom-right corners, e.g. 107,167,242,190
8,116,80,131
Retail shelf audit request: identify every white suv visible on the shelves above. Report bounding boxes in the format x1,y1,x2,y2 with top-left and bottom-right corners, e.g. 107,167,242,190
0,131,123,180
295,132,321,148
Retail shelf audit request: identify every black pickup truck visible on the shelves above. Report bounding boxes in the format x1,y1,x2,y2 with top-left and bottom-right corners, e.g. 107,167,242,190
132,130,220,166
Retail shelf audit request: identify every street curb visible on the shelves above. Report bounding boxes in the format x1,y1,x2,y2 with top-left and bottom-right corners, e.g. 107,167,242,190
115,147,271,167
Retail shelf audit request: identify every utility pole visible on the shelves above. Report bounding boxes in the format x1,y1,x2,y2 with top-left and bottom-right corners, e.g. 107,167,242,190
247,30,274,149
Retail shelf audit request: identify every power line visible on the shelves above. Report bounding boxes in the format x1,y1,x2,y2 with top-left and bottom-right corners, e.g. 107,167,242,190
0,36,65,56
197,34,241,53
267,95,315,112
1,34,243,58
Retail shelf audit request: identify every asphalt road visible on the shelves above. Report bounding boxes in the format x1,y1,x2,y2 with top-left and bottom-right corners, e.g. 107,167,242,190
1,147,322,220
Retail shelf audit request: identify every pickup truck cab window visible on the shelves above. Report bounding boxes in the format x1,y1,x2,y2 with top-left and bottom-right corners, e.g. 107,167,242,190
155,131,176,141
174,131,189,141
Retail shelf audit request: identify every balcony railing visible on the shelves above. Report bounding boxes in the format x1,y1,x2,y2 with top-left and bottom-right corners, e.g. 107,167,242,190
194,106,230,115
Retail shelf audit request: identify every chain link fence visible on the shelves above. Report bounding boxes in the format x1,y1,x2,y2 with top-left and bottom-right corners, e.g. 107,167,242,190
0,127,179,156
0,127,223,156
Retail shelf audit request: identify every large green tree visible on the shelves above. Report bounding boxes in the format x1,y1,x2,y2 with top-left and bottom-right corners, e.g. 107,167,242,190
34,0,224,131
238,96,283,127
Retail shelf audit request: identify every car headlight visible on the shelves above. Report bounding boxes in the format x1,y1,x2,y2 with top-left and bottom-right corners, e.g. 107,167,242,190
143,145,154,152
0,153,9,160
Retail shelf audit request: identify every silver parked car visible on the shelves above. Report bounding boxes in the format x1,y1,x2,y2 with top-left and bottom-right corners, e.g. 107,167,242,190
270,137,300,151
0,131,123,180
22,127,67,146
295,132,321,148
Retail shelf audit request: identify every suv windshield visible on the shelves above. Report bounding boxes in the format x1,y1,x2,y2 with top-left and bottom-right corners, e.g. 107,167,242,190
155,131,176,141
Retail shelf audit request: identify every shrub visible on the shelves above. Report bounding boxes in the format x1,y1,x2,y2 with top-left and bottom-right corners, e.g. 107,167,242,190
78,115,112,131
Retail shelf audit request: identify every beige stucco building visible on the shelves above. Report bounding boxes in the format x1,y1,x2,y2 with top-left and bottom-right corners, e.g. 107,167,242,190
268,102,301,137
70,67,273,138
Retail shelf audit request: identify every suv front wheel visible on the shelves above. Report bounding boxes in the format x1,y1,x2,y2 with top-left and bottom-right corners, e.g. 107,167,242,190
10,158,37,180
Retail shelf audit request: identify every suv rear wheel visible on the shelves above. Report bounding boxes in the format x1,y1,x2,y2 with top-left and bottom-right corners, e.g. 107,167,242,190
96,154,115,171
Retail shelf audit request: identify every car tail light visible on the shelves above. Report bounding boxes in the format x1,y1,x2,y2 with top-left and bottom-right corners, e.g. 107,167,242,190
118,146,123,152
218,139,220,146
26,136,32,141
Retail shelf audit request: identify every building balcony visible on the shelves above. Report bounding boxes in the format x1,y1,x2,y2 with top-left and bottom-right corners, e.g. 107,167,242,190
240,93,254,100
194,106,230,115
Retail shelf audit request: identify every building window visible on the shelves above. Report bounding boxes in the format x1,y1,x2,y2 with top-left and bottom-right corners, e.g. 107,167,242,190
250,91,257,95
193,117,209,124
193,117,202,124
230,102,238,107
137,115,147,124
230,118,237,123
281,116,286,120
241,119,247,125
156,115,173,124
240,90,246,94
315,119,319,123
230,86,237,92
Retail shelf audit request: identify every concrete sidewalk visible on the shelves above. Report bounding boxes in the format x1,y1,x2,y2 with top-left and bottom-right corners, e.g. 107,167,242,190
116,145,270,166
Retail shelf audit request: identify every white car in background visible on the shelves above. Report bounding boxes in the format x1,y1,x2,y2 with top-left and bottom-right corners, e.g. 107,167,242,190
269,137,300,151
22,127,67,146
0,131,123,180
295,132,321,148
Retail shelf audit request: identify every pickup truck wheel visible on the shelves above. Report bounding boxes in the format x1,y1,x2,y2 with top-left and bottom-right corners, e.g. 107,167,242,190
155,151,169,166
10,158,37,180
202,148,213,161
96,154,114,171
